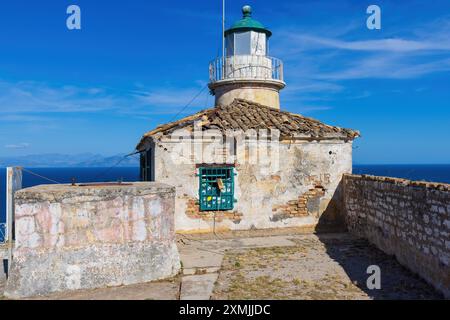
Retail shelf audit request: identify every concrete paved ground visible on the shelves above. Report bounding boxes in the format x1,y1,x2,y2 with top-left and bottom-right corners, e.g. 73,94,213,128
0,245,7,259
177,234,298,300
0,232,443,300
178,233,442,300
26,279,181,300
213,234,442,300
180,274,218,300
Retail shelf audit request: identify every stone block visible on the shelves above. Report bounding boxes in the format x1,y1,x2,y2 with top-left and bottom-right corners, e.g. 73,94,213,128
5,182,181,298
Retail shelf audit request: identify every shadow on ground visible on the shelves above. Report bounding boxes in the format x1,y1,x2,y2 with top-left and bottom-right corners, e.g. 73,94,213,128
312,181,443,300
212,231,443,300
314,233,443,300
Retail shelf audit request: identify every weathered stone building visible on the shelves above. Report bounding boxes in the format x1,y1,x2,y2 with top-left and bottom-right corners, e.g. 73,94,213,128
137,6,359,233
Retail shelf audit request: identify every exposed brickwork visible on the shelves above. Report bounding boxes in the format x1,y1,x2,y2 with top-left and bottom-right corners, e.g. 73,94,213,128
343,174,450,298
272,186,326,219
185,198,243,223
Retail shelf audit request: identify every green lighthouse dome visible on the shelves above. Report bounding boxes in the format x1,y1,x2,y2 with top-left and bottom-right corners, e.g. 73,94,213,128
225,5,272,37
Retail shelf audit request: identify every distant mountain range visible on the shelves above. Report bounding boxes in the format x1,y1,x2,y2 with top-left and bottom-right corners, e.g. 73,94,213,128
0,153,140,168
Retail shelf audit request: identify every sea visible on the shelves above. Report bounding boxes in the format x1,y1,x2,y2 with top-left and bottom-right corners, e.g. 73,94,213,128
0,167,140,242
1,165,449,241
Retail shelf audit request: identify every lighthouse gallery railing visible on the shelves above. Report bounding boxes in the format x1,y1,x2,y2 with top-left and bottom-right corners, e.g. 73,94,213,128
209,55,284,83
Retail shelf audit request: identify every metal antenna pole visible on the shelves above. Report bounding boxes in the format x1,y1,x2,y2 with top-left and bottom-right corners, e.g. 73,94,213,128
222,0,226,63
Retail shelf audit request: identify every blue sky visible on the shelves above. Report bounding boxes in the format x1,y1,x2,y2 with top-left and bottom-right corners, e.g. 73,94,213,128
0,0,449,164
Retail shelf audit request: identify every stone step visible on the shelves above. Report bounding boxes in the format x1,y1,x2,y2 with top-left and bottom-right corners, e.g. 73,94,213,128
180,273,218,300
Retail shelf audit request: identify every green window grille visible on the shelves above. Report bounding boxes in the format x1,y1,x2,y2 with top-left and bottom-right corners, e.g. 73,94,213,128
198,167,235,211
140,149,153,182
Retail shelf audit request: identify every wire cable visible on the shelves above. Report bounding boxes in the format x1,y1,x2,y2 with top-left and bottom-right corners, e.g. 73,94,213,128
22,168,62,184
91,150,139,181
168,85,209,123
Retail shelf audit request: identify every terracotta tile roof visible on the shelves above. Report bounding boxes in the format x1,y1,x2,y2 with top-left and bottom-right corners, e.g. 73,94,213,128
137,99,359,150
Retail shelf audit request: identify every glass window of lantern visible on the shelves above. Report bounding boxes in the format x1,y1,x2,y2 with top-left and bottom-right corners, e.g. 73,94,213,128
234,32,251,55
251,32,267,56
226,34,234,56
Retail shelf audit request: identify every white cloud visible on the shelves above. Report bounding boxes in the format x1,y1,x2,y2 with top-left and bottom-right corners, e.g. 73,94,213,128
284,81,344,94
5,143,30,149
281,80,345,105
136,88,205,107
317,56,450,80
0,80,121,114
284,35,450,53
275,16,450,81
0,114,52,122
296,105,333,113
0,80,209,119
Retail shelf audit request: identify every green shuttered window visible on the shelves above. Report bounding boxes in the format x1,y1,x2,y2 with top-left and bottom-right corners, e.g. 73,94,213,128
199,167,235,211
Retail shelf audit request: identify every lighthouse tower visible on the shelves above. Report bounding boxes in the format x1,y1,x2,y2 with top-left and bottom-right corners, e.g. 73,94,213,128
209,5,286,109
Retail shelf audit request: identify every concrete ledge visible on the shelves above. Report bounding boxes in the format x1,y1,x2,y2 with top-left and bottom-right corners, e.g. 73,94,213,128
5,242,179,299
0,244,7,281
344,174,450,191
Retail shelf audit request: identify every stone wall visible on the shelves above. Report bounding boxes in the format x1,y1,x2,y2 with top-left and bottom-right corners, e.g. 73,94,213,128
150,136,353,233
0,245,6,281
213,81,283,110
343,174,450,298
5,182,180,298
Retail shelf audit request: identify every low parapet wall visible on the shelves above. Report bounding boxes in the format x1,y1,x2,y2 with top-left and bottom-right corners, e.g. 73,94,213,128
5,182,181,298
343,174,450,298
0,244,7,281
0,244,7,260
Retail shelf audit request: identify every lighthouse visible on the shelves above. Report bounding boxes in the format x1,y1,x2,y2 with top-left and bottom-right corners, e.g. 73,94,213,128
209,5,285,109
136,4,359,234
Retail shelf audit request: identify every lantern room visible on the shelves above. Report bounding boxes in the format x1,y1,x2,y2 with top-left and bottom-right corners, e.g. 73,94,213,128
225,5,271,57
209,5,285,109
